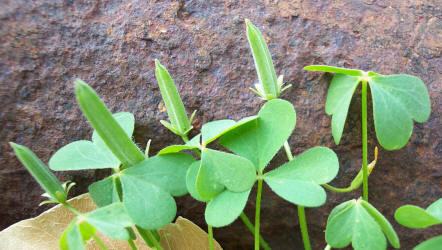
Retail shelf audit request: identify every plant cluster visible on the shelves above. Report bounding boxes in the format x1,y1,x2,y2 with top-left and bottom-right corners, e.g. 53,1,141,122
10,19,438,250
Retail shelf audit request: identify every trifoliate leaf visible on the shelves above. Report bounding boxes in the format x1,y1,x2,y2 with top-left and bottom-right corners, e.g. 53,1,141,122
205,190,251,227
263,147,339,207
220,99,296,172
326,199,400,249
196,149,256,199
370,74,431,150
88,176,120,207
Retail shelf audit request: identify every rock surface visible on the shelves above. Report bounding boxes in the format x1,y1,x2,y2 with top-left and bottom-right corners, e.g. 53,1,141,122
0,0,440,249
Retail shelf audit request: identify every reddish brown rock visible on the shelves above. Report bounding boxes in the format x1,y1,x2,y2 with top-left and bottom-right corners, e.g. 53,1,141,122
0,0,440,249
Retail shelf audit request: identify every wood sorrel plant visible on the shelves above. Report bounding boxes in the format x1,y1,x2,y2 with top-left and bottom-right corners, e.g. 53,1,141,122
8,19,434,250
304,62,431,249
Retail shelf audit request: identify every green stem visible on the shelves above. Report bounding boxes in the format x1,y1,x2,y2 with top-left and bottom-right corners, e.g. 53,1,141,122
283,141,293,161
239,212,271,250
255,178,263,250
298,206,311,250
208,224,214,250
61,202,82,216
128,239,137,250
146,230,163,250
92,233,108,250
283,141,311,250
322,184,355,193
361,80,368,201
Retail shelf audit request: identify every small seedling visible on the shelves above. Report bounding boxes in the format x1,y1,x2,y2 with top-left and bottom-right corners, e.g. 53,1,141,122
7,19,435,250
304,65,431,249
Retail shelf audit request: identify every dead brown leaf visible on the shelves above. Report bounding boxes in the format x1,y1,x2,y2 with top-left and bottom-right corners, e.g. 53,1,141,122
0,193,222,250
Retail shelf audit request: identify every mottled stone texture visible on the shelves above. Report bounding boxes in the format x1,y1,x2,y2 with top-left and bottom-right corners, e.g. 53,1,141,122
0,0,440,249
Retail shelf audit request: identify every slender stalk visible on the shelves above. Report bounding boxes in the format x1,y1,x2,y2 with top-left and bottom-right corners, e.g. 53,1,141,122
61,202,82,216
297,206,311,250
208,224,214,250
128,239,137,250
146,230,163,250
92,233,108,250
239,212,271,250
255,178,263,250
322,184,355,193
361,80,368,201
135,226,155,248
283,141,311,250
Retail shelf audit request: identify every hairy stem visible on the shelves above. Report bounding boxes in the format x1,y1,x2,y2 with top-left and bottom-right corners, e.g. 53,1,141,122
255,178,263,250
362,80,368,201
283,141,311,250
239,212,271,250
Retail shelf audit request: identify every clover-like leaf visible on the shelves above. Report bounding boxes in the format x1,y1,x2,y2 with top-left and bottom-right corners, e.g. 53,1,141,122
49,112,135,171
304,66,431,150
120,174,176,230
201,116,257,145
186,161,209,202
414,236,442,250
263,147,339,207
83,203,133,240
88,177,120,207
196,149,256,199
220,99,296,172
75,80,145,167
60,218,95,250
119,153,194,229
394,198,442,228
325,74,360,145
122,153,195,196
326,199,400,250
205,190,251,227
370,74,431,150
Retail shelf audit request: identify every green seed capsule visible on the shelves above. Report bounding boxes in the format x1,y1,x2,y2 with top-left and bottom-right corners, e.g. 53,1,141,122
155,60,192,136
75,79,145,168
10,143,66,203
246,19,279,100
